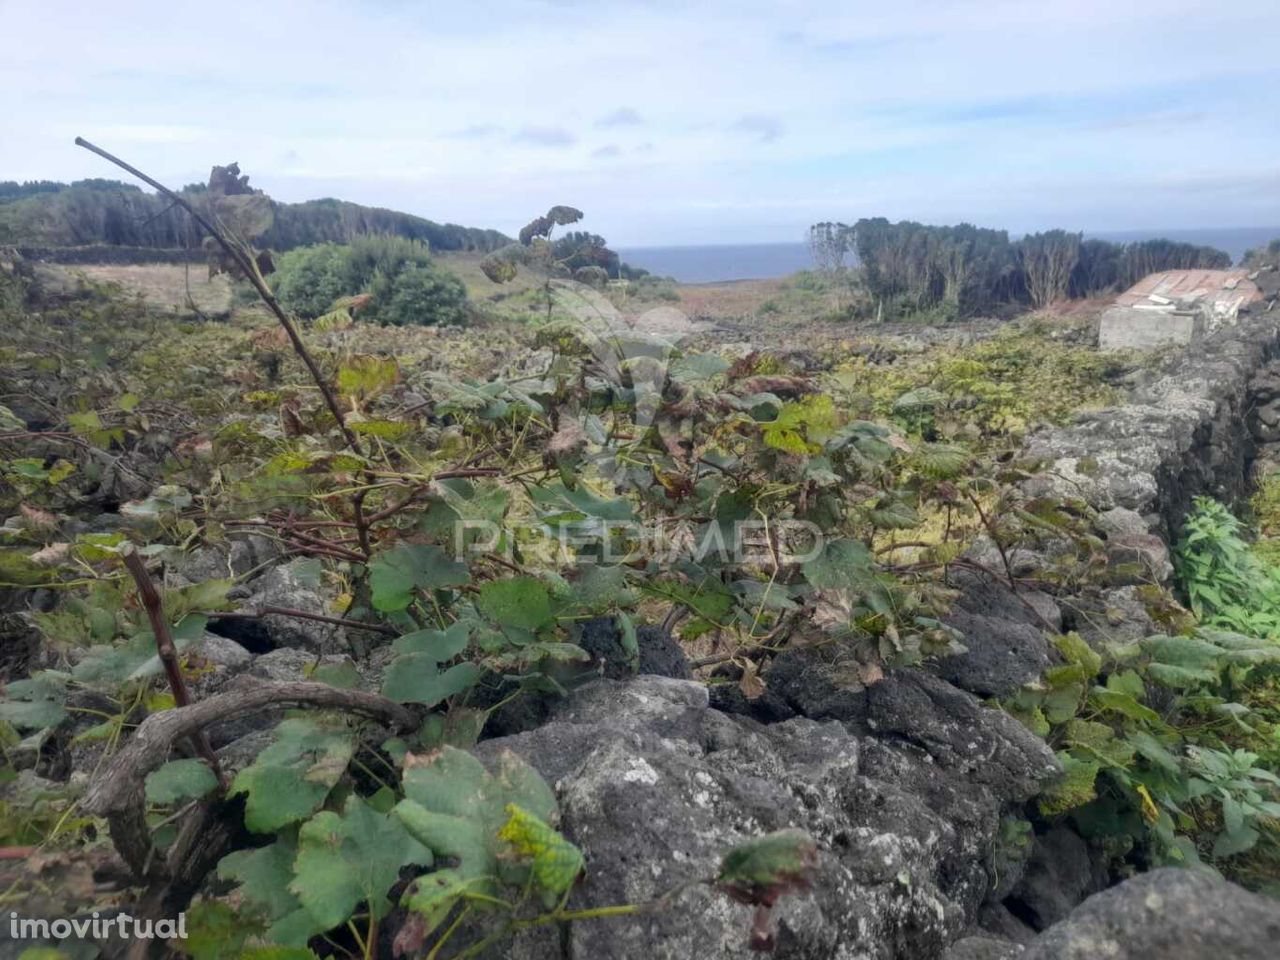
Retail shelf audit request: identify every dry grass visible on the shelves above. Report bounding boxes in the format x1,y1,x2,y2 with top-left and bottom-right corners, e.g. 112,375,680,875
40,263,234,315
435,251,545,301
674,278,789,319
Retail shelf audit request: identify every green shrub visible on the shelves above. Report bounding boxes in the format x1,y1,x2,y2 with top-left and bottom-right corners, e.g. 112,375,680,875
1007,496,1280,889
1176,496,1280,637
371,262,467,327
273,235,466,326
272,243,354,317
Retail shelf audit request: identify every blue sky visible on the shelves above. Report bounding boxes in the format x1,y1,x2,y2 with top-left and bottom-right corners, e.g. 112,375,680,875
2,0,1278,246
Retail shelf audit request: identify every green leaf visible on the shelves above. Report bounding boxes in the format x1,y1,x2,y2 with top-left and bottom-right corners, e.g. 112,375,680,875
802,538,875,591
0,697,66,732
1053,632,1102,677
337,356,399,397
1128,730,1182,773
241,948,322,960
477,577,552,630
369,543,470,613
401,868,483,935
230,717,355,833
349,419,414,441
1038,752,1099,816
1088,687,1163,726
1213,824,1259,858
145,759,218,805
290,795,432,929
0,673,68,732
395,747,557,894
910,442,970,479
382,658,482,706
393,622,471,660
308,660,363,690
218,836,302,922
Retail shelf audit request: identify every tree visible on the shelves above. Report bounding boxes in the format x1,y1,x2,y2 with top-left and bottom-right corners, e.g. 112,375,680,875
808,222,852,273
1018,230,1081,308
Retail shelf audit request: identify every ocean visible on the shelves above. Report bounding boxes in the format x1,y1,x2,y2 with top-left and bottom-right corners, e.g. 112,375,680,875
618,226,1280,284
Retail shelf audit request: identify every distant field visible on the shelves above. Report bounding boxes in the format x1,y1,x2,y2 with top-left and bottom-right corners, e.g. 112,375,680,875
38,262,234,315
435,251,544,301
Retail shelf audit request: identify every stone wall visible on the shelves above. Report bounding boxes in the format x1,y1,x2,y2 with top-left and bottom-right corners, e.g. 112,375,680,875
1022,279,1280,550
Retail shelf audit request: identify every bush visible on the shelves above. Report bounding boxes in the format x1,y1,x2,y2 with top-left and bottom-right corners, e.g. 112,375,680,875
273,235,466,326
272,243,354,318
372,262,467,327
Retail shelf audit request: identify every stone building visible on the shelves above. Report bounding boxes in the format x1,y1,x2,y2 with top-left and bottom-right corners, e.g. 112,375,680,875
1098,268,1262,350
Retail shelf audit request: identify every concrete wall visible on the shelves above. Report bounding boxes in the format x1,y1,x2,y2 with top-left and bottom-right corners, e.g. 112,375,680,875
1098,306,1200,351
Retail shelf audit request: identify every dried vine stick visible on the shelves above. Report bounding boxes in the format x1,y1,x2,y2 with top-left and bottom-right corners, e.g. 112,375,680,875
122,549,224,788
82,680,418,877
73,137,363,459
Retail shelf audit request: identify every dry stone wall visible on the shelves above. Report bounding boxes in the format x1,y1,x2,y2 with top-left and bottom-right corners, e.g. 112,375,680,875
1022,269,1280,556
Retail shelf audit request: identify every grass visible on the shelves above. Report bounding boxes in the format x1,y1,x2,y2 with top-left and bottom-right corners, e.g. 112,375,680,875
36,262,234,316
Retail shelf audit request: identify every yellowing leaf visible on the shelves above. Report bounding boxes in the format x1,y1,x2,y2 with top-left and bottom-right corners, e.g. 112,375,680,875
497,803,583,901
1135,783,1160,824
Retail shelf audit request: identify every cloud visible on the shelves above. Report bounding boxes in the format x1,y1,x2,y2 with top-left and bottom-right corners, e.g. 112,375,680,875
2,0,1279,245
511,126,576,147
731,114,784,143
595,107,643,127
448,124,501,140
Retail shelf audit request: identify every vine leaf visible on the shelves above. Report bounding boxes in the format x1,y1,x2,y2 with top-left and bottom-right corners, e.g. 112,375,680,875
382,659,483,706
218,835,303,924
369,543,470,613
144,758,218,805
0,673,68,731
382,623,482,705
290,795,433,930
476,577,553,630
400,868,484,935
230,717,355,833
497,803,584,905
716,829,817,907
393,747,557,896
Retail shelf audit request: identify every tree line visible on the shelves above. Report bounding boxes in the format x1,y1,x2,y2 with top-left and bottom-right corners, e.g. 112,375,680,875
0,178,510,253
809,218,1232,318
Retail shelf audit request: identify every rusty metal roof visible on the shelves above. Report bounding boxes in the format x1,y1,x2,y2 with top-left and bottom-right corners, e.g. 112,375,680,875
1114,269,1262,309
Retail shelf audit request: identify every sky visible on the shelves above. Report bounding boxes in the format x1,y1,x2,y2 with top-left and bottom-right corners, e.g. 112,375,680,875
2,0,1279,247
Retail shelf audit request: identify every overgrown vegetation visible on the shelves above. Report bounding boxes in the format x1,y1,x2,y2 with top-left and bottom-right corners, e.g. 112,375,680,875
0,177,509,253
808,217,1232,321
1,142,1154,948
273,235,468,327
1006,496,1280,892
4,139,1277,959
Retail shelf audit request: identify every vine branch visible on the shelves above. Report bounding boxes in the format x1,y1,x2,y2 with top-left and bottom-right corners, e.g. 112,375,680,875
73,137,364,459
122,549,225,789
